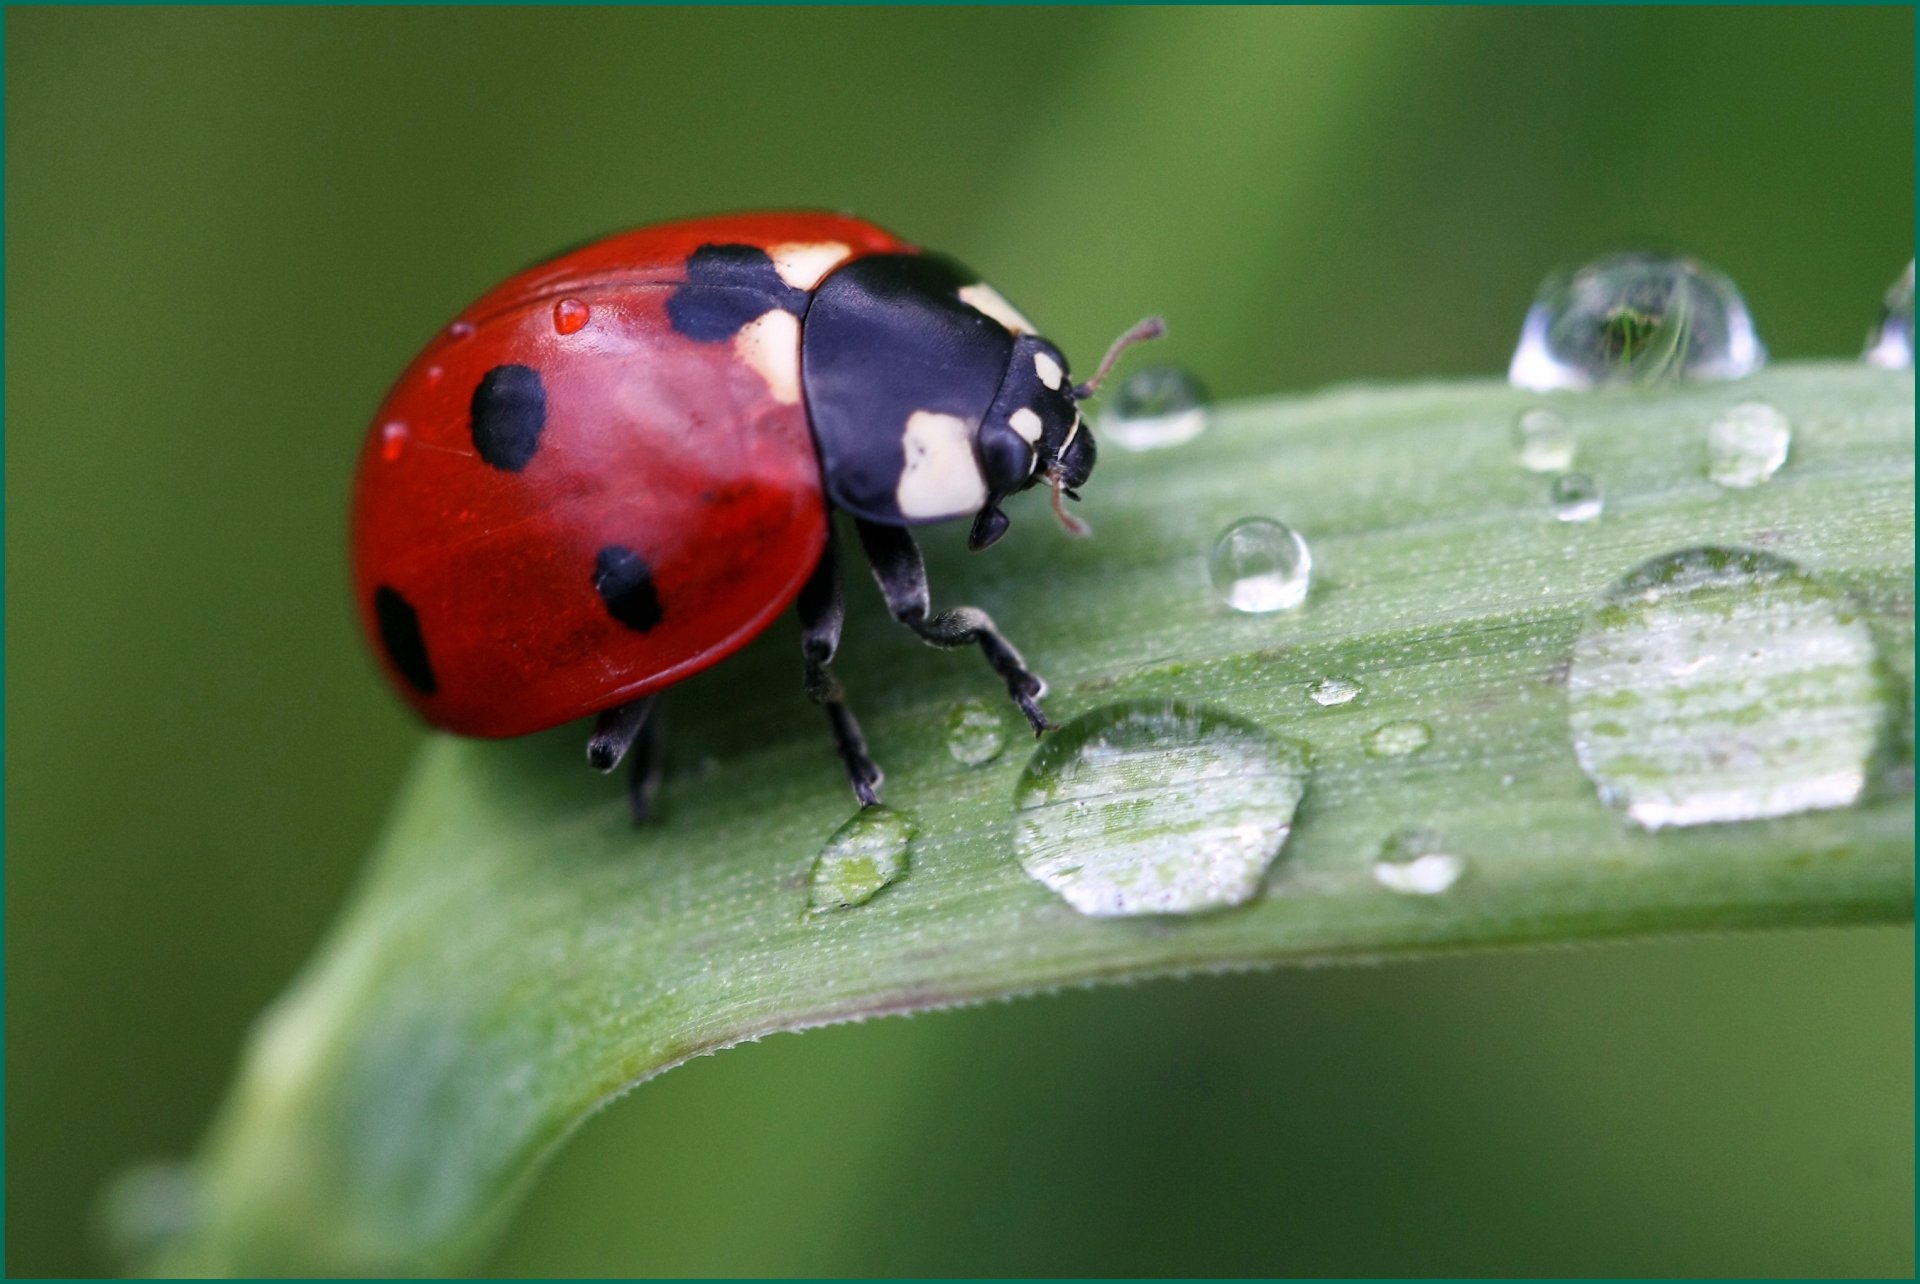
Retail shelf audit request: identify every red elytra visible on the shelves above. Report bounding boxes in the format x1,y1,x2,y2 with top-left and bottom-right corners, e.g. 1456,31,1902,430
350,212,914,738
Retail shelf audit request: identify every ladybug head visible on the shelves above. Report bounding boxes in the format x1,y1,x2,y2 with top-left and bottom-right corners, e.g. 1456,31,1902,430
969,317,1167,551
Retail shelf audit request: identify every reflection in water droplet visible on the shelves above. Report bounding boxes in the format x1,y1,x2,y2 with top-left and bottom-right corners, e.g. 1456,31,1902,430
1863,260,1914,370
1568,547,1888,829
1550,473,1603,522
1210,519,1312,613
1707,401,1791,489
1012,701,1311,917
1101,365,1211,451
1514,407,1576,473
1509,251,1765,391
808,806,913,913
1308,676,1362,706
1371,830,1466,895
946,699,1007,766
380,420,408,462
553,297,591,335
1364,720,1432,758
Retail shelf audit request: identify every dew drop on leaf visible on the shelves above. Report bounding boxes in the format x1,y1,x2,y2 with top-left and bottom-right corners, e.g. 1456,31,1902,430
808,806,913,913
1100,364,1211,452
1307,675,1363,706
1514,407,1576,473
1706,401,1791,489
1371,830,1466,895
1210,518,1311,613
945,698,1007,766
1863,259,1914,370
1550,472,1603,522
1364,720,1432,758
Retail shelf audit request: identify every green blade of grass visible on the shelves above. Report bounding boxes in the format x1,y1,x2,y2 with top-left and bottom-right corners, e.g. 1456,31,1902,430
131,363,1913,1275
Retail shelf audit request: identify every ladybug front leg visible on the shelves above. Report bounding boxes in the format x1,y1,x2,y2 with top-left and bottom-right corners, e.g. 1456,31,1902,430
852,519,1053,735
798,527,884,807
587,694,666,823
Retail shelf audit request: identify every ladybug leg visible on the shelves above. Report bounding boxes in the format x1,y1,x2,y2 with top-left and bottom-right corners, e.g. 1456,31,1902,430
798,528,884,807
588,695,666,823
852,519,1052,735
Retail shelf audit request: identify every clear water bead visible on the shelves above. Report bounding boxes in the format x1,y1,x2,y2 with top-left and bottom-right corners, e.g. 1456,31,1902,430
945,699,1007,766
1567,547,1889,830
1514,408,1576,473
1863,260,1914,370
1210,518,1312,613
1707,401,1791,489
1364,720,1432,758
1550,473,1603,522
1509,251,1766,391
1307,676,1362,706
1101,365,1211,451
1371,830,1466,895
1012,701,1312,918
808,806,913,912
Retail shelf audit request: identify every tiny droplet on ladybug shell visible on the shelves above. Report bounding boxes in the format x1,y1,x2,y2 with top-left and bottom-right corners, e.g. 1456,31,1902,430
380,420,408,461
553,298,591,335
447,320,475,340
423,364,445,387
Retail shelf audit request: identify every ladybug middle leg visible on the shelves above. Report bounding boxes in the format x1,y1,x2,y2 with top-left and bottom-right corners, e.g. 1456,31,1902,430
798,526,885,807
588,694,666,823
853,518,1053,735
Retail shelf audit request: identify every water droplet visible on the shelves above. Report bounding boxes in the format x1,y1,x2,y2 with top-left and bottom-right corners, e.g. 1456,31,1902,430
447,319,475,340
1514,407,1576,473
553,297,591,335
379,420,408,461
1509,251,1766,391
808,806,912,913
1307,675,1362,706
1365,720,1431,757
1371,830,1466,895
423,364,445,387
1012,701,1311,918
1568,547,1888,829
1550,473,1603,522
1210,518,1312,613
1863,260,1914,370
1707,401,1791,489
1100,365,1211,451
945,698,1007,766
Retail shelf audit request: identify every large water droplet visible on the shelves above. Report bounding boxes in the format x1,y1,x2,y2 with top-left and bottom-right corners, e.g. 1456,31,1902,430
1514,407,1576,473
1707,401,1791,489
808,806,913,912
1509,251,1766,391
1365,720,1432,758
1371,830,1466,895
1568,547,1888,830
946,698,1007,766
379,420,408,462
1550,473,1603,522
1863,260,1914,370
1012,701,1311,918
1307,675,1362,706
1210,518,1312,613
553,297,591,335
1100,365,1211,451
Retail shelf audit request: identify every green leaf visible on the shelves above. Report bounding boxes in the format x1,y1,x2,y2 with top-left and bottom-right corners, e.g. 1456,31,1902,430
133,363,1913,1275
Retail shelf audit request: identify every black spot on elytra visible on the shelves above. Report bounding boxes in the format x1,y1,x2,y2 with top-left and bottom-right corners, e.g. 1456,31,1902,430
666,243,810,342
374,586,437,695
594,546,664,632
470,364,546,471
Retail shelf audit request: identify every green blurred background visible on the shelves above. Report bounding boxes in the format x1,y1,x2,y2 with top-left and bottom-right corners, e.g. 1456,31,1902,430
7,7,1912,1276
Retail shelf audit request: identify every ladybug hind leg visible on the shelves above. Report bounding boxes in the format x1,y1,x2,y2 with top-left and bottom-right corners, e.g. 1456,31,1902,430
588,694,666,823
852,518,1053,735
799,527,885,807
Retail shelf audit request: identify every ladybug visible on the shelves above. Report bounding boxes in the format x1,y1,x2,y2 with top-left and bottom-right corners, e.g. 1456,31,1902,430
351,212,1162,819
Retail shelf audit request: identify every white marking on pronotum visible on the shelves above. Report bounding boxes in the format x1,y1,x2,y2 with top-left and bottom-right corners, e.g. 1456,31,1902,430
896,411,988,519
958,283,1035,335
1032,351,1063,389
1009,408,1044,443
734,310,802,405
768,241,852,290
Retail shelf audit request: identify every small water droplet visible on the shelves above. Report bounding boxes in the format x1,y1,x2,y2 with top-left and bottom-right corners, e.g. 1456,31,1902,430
1863,260,1914,370
447,319,475,340
1371,830,1466,895
1514,407,1576,472
945,698,1007,766
553,297,591,335
1307,676,1362,706
1100,365,1211,451
1568,547,1888,829
808,806,912,913
1012,701,1311,918
380,420,408,461
1364,720,1432,758
424,364,445,387
1550,473,1603,522
1707,401,1791,488
1210,518,1312,613
1509,251,1766,391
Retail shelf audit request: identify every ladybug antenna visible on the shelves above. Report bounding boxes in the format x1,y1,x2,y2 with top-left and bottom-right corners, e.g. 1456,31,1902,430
1073,315,1168,400
1048,469,1091,538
